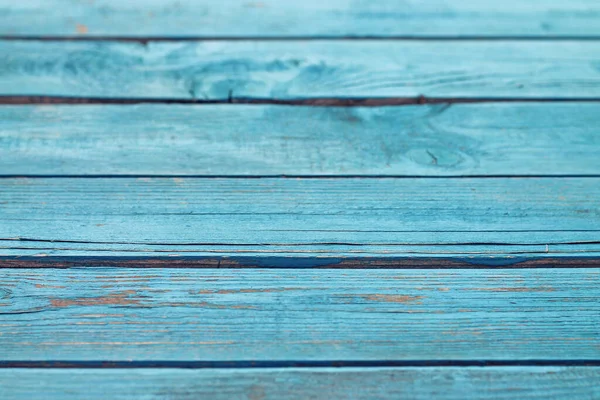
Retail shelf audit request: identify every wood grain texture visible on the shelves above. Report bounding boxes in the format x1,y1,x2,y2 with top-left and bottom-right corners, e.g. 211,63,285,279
1,178,599,261
2,103,600,176
1,367,600,400
2,41,600,99
2,0,600,37
0,269,599,360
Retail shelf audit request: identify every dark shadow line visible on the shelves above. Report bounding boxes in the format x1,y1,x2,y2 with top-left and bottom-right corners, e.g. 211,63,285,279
1,96,600,106
3,238,600,247
1,360,600,368
1,256,599,269
3,35,600,42
1,174,600,179
261,229,600,233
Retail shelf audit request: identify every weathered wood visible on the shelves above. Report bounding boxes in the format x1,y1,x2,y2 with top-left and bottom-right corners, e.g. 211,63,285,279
2,0,600,37
2,103,600,176
2,41,600,99
0,269,598,360
1,178,599,261
1,367,600,399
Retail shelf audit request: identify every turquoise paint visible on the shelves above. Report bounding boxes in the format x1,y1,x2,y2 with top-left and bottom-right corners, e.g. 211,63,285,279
2,41,600,99
1,367,600,399
1,103,600,176
2,0,600,37
1,178,598,260
1,268,599,361
0,1,599,397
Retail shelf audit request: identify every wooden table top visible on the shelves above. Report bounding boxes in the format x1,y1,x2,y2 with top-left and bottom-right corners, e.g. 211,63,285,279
0,1,599,398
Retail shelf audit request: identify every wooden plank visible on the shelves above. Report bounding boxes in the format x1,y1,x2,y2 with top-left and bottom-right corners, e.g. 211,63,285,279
1,177,599,262
0,269,599,360
2,103,600,176
2,0,600,37
1,367,600,400
2,41,600,99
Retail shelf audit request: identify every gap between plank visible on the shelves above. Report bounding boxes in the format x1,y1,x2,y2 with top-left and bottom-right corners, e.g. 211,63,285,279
1,256,599,269
2,96,600,106
2,175,600,179
4,237,600,246
3,36,600,42
1,360,600,369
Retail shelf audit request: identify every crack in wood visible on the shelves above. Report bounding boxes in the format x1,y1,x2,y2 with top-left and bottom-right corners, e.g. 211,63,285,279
2,96,600,106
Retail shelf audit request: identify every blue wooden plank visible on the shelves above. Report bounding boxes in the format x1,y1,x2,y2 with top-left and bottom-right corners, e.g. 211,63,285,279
2,103,600,176
1,367,600,400
0,178,599,261
0,268,598,360
2,41,600,99
2,0,600,37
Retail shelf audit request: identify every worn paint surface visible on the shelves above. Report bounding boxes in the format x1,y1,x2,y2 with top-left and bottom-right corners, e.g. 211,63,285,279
1,1,599,398
2,0,600,37
2,41,600,99
1,367,600,400
1,103,600,176
0,269,598,360
0,178,599,260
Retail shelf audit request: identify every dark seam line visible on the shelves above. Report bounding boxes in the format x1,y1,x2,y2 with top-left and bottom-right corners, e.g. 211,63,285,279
1,257,599,269
262,229,600,233
3,238,600,246
3,36,600,42
1,360,600,369
2,248,597,255
3,249,590,256
3,266,599,269
3,266,599,270
1,96,600,106
1,175,600,179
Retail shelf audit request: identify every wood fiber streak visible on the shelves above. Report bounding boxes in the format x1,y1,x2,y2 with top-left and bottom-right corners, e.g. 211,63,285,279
2,0,600,37
1,103,600,176
1,367,600,400
0,269,598,360
2,41,600,99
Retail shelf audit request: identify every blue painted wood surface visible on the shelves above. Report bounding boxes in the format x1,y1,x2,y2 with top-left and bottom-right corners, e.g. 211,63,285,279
2,103,600,176
1,178,599,261
1,1,600,398
2,41,600,99
2,0,600,37
1,268,598,360
1,367,599,400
